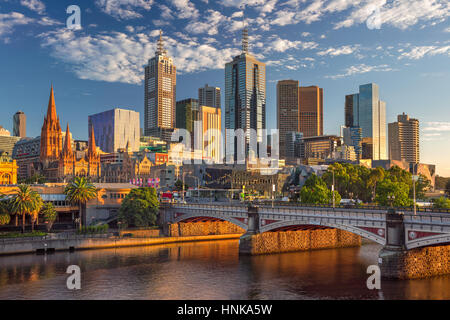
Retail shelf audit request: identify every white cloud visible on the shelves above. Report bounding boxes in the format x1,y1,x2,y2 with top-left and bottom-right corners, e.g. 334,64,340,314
95,0,154,20
325,63,394,79
39,29,240,84
185,10,226,35
264,36,318,53
399,45,450,59
317,45,360,56
169,0,199,19
20,0,46,15
0,12,35,41
423,122,450,132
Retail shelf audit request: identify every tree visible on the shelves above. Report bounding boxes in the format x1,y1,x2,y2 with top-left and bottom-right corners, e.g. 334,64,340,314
41,202,57,232
375,179,412,207
300,174,341,205
368,167,385,203
10,185,43,233
174,179,188,191
432,197,450,209
64,177,97,230
118,187,159,228
446,180,450,197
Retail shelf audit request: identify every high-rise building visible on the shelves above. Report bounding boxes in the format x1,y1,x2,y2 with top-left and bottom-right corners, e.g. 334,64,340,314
225,27,266,160
13,111,26,138
199,84,221,109
285,131,303,162
346,83,387,160
299,86,323,138
343,126,362,160
144,31,176,141
89,108,140,153
277,80,300,159
201,105,222,163
388,113,419,163
176,99,200,134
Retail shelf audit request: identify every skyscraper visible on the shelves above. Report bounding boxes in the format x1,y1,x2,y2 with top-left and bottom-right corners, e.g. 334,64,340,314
144,30,176,141
13,111,26,138
199,84,221,109
277,80,300,159
388,113,419,163
299,86,323,138
176,99,200,134
225,27,266,161
346,83,387,160
89,108,140,153
201,105,222,163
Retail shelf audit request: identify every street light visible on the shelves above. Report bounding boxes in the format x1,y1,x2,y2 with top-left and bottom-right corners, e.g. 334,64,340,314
332,169,335,208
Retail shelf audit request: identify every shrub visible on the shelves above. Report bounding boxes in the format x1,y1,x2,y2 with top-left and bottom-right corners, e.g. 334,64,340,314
0,213,11,226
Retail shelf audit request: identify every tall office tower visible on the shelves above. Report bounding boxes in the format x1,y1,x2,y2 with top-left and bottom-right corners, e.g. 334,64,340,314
277,80,300,159
89,108,140,153
388,113,419,163
13,111,26,138
144,30,176,141
343,126,362,160
299,86,323,138
176,99,200,133
347,83,387,160
199,84,221,109
201,105,222,163
285,131,303,161
225,27,266,161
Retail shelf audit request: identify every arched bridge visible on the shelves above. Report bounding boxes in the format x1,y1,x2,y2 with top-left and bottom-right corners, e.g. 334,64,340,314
161,202,450,250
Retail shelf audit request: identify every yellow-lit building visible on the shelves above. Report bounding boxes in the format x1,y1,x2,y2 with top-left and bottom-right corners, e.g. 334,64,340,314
0,152,18,185
201,105,221,163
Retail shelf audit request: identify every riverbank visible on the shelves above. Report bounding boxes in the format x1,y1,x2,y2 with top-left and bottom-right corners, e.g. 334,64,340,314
0,233,242,256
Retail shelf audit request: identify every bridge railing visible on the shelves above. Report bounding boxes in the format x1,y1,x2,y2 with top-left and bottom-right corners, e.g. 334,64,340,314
166,201,450,214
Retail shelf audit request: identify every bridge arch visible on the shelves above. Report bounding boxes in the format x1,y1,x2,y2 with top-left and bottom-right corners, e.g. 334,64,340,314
260,219,386,245
172,212,248,231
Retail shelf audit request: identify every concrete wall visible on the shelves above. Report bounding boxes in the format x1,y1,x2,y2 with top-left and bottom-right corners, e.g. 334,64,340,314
168,221,245,237
380,245,450,279
241,229,361,255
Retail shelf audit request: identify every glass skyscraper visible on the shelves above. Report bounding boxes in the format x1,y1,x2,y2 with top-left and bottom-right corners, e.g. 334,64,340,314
225,28,266,161
345,83,387,160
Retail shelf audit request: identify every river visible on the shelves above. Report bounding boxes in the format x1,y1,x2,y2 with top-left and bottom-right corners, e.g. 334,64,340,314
0,240,448,300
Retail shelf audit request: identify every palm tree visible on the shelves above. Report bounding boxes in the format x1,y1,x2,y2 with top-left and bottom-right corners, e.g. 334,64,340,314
64,177,97,231
41,202,57,232
10,185,43,233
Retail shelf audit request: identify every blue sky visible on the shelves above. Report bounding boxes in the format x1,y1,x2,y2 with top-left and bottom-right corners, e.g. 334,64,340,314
0,0,449,175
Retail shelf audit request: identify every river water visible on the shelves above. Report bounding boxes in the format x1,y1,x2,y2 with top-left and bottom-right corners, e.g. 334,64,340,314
0,240,448,300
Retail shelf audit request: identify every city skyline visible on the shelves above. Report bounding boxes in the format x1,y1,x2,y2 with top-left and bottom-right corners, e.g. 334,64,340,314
0,0,449,174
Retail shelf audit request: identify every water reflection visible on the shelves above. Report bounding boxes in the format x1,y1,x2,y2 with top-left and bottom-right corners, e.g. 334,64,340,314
0,241,448,300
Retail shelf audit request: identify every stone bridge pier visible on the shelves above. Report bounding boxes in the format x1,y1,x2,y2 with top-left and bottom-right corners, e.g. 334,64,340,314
379,209,450,279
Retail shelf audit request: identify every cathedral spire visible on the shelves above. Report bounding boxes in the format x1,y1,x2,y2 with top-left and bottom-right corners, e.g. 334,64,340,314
88,124,97,157
46,85,57,121
63,123,73,157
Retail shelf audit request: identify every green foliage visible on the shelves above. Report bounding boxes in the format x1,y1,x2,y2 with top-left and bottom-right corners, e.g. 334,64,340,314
64,177,97,205
0,231,47,238
10,185,43,232
0,213,11,226
174,179,188,191
375,178,413,207
118,187,159,228
77,224,109,235
432,197,450,209
446,180,450,197
300,174,341,205
434,176,449,190
41,202,57,232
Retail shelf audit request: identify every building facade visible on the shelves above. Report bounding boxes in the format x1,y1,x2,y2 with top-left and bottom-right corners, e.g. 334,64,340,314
388,113,420,163
343,126,362,160
277,80,300,159
13,111,26,138
201,105,222,163
225,28,266,160
144,31,176,141
346,83,387,160
299,86,323,138
199,84,221,109
89,108,140,153
0,128,21,158
0,151,17,185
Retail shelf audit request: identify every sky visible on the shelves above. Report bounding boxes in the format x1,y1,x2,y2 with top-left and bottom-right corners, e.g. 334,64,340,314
0,0,449,175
